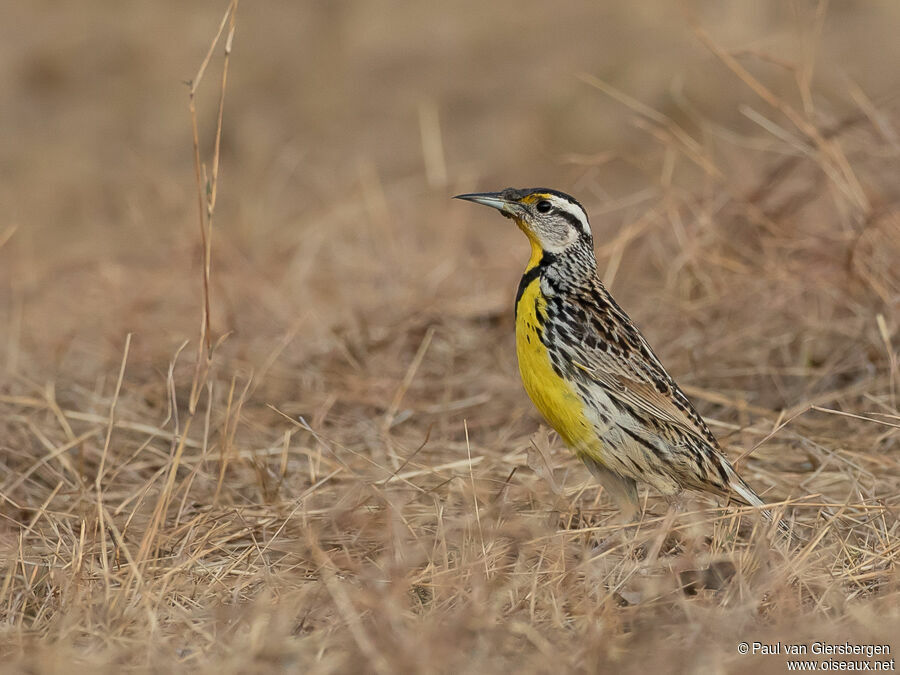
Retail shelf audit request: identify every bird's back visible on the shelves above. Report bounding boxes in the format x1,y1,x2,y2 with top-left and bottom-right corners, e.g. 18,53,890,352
517,261,765,507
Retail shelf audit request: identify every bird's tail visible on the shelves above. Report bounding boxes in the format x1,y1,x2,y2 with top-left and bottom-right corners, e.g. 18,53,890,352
724,466,793,538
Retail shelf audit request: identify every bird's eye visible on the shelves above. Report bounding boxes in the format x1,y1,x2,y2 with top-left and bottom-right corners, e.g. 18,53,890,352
536,200,552,213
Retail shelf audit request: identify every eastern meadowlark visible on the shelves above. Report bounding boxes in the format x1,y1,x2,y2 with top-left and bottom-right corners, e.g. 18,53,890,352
456,187,783,530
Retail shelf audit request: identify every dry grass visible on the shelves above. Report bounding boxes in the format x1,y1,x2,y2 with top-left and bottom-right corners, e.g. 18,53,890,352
1,2,899,673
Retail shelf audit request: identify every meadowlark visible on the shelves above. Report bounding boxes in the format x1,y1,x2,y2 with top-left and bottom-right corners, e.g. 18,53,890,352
456,187,782,529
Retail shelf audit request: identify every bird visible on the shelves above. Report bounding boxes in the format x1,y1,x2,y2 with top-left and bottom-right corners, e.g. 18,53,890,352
455,187,784,531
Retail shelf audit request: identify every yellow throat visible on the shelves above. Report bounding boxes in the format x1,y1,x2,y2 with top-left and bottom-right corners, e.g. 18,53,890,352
513,232,594,449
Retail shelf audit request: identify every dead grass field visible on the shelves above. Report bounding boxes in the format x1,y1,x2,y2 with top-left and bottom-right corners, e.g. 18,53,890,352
1,1,899,673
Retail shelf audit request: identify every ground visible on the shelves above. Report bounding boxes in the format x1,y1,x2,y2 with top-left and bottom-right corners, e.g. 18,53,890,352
1,2,899,673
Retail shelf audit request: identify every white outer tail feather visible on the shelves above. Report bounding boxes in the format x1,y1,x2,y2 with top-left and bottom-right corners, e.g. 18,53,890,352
726,467,792,537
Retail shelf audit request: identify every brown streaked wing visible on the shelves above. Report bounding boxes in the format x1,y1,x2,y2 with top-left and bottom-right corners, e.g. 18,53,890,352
567,288,721,448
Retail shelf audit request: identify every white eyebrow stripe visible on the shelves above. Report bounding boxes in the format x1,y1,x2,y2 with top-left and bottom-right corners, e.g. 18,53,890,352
549,195,591,234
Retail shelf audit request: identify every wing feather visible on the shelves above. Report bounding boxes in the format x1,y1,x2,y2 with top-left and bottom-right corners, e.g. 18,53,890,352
563,284,720,449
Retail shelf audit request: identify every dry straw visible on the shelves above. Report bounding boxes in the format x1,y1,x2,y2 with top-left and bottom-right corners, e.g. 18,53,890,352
0,3,898,673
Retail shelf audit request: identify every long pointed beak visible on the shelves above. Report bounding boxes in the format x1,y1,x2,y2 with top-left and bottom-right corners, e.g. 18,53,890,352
453,191,519,215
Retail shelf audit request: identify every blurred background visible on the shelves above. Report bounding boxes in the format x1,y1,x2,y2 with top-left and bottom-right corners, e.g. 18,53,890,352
3,1,899,377
2,1,899,671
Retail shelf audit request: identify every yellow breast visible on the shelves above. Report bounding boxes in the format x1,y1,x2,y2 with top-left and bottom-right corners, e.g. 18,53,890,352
515,274,594,449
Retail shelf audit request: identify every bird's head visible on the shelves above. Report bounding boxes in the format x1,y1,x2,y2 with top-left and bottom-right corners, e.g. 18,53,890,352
454,187,593,262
